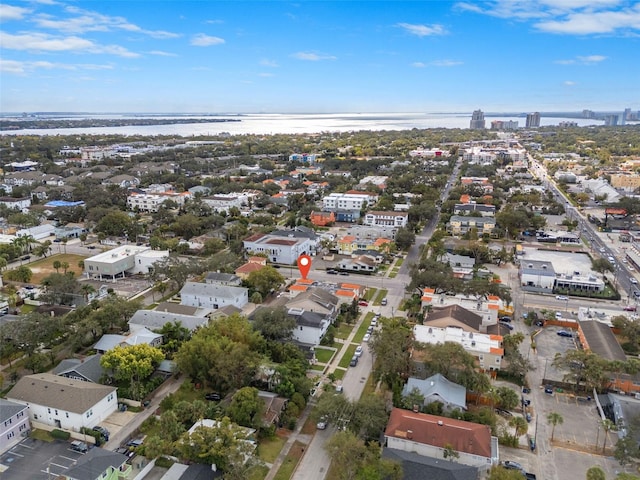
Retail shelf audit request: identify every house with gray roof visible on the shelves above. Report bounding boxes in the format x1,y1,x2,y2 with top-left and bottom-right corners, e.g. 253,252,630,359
53,354,104,383
382,448,478,480
63,447,130,480
205,272,242,286
402,374,467,412
93,328,163,354
128,309,211,333
180,282,248,310
7,373,117,432
0,399,30,454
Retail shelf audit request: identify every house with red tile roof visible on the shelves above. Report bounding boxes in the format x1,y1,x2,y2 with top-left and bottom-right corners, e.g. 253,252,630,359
384,408,498,471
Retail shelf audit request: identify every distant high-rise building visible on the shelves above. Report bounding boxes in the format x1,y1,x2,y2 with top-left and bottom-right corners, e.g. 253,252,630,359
624,108,632,120
525,112,541,128
470,109,485,129
490,120,518,130
604,115,619,126
582,109,595,119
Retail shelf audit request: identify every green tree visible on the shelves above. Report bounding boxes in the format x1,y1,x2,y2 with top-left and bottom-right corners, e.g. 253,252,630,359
614,433,638,466
586,466,606,480
4,265,33,283
547,412,563,441
53,260,61,273
488,466,530,480
245,266,285,297
100,344,164,400
601,418,616,453
369,319,413,390
351,395,389,442
592,258,615,276
509,416,528,438
227,387,265,430
443,443,459,462
394,228,416,250
252,307,296,341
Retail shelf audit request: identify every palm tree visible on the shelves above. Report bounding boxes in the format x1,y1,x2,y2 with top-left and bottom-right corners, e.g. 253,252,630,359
61,262,69,274
509,416,528,438
81,284,96,303
600,419,615,453
53,260,61,273
547,412,563,441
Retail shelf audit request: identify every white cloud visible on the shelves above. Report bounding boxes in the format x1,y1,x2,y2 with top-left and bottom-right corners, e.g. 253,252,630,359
555,54,607,64
291,52,337,61
191,34,225,46
456,0,640,35
0,31,140,57
0,4,32,20
260,59,279,67
0,58,113,75
148,50,178,57
396,22,447,36
564,80,577,85
411,60,462,67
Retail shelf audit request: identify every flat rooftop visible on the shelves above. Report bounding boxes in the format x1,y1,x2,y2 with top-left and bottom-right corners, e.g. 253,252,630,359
85,245,149,264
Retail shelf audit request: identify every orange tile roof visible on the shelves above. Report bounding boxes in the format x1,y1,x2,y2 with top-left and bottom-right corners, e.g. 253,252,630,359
487,295,500,301
289,285,308,292
423,288,436,294
421,296,433,302
488,304,499,310
335,289,357,297
374,238,392,247
339,235,356,243
460,194,471,203
490,334,503,341
235,263,264,274
490,347,504,355
296,279,314,285
340,283,362,290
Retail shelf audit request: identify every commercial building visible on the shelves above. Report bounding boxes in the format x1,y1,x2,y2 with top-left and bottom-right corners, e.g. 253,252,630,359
84,245,169,280
363,211,408,228
526,112,541,128
243,232,315,265
469,110,486,129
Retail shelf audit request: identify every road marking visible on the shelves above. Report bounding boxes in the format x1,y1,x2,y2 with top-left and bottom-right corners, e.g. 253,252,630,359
59,455,76,461
50,462,69,469
9,452,23,458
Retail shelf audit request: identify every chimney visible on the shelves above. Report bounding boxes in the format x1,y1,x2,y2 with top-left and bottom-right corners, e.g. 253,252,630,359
437,420,444,426
407,430,413,439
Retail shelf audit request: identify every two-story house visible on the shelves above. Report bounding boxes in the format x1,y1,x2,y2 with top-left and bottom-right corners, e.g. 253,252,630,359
0,399,30,454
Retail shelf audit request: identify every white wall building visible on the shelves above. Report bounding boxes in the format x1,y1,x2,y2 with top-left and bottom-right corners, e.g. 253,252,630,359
84,245,169,280
0,399,30,454
7,373,117,433
413,325,504,371
127,191,191,212
243,233,314,265
180,282,248,310
202,193,248,213
363,211,408,228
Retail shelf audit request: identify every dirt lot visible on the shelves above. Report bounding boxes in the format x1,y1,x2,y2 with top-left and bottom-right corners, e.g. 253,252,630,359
19,254,88,283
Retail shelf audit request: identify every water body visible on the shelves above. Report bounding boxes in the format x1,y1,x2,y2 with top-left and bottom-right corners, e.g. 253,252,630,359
0,113,602,137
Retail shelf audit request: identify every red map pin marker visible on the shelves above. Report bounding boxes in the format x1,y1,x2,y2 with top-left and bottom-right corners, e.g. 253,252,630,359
297,254,312,279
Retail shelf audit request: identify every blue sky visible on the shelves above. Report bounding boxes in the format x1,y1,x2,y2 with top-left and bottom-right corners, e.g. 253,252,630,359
1,0,639,113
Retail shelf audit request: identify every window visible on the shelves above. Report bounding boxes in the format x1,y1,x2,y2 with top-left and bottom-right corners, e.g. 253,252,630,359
48,408,51,414
55,410,58,416
7,432,14,439
66,413,69,418
34,414,38,420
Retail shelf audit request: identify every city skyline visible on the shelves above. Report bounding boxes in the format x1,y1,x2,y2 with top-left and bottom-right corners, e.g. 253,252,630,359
1,1,639,114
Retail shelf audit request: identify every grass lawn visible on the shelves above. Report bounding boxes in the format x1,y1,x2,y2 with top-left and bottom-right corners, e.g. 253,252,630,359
331,368,346,380
338,345,357,368
352,312,374,343
249,465,269,480
372,289,388,306
22,253,88,284
30,429,54,442
364,287,377,302
19,304,37,313
273,441,306,480
334,323,354,340
389,269,399,279
314,347,335,364
309,365,324,372
170,380,209,404
258,434,288,463
360,372,377,398
395,258,404,267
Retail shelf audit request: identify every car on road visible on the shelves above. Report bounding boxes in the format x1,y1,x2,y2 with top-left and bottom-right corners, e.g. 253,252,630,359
525,474,537,480
358,301,369,307
631,277,639,284
599,247,606,253
339,272,349,276
499,321,514,331
526,412,532,422
534,320,544,327
522,387,531,394
557,330,572,337
555,311,563,318
381,298,387,306
326,269,338,275
635,290,640,298
335,384,343,393
624,305,637,312
555,295,568,301
363,333,371,342
316,416,328,430
502,461,524,472
544,385,554,394
205,392,221,401
355,345,363,357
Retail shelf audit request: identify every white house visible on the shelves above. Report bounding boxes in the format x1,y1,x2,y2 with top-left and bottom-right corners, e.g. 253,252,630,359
202,193,248,213
243,233,314,265
180,282,248,310
84,245,169,280
0,399,30,454
7,373,117,433
287,308,331,345
385,408,498,471
127,191,191,212
363,211,408,228
93,329,163,354
0,197,31,211
128,306,212,333
16,224,56,241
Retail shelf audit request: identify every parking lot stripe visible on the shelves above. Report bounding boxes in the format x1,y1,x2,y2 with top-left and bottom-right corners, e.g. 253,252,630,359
9,452,23,458
16,443,34,450
50,462,69,470
59,455,76,462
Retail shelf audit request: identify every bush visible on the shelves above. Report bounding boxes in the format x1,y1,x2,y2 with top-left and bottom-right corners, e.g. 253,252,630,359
50,429,70,440
155,457,175,469
80,428,102,446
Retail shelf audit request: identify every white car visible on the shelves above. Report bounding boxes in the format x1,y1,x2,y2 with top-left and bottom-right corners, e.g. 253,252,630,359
555,295,568,301
555,312,563,318
631,278,638,285
355,345,363,357
317,417,328,430
363,333,371,342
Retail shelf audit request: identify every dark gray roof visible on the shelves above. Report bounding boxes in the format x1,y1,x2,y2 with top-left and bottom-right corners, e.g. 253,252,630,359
53,354,104,383
426,305,482,332
402,374,467,410
271,228,318,240
0,399,28,422
129,309,208,332
205,272,241,284
520,259,556,277
288,309,327,328
154,302,203,316
65,447,129,480
579,320,627,362
382,448,478,480
7,373,116,414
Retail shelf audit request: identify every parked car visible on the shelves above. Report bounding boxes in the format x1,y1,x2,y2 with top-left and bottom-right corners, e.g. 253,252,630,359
525,473,537,479
557,330,572,338
205,392,221,401
370,318,378,326
358,301,369,307
499,316,512,322
70,440,89,453
544,385,554,394
327,269,338,275
363,333,371,342
316,416,328,430
502,461,524,472
499,321,514,331
354,345,363,357
126,438,145,448
339,272,349,276
522,387,531,394
335,385,343,393
555,295,568,301
624,305,637,312
92,425,110,441
381,298,387,306
534,320,544,327
635,290,640,298
366,326,374,334
631,277,639,285
349,356,358,367
555,311,563,318
526,412,532,423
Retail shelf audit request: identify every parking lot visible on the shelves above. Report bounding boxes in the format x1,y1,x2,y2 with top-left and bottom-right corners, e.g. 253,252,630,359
533,326,578,384
0,438,85,480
